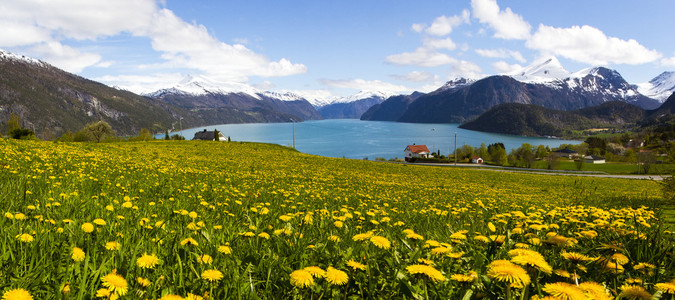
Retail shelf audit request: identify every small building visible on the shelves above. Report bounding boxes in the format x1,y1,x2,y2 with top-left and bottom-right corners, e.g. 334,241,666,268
404,144,430,162
471,156,484,164
584,155,605,164
193,129,227,141
552,148,578,159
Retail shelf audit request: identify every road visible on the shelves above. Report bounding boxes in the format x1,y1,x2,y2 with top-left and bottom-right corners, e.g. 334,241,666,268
411,162,669,181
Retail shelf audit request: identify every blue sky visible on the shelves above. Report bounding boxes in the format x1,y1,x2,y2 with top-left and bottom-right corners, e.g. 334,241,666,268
1,0,674,98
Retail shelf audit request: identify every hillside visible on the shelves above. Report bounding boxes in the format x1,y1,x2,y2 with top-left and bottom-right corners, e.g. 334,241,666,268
0,50,196,138
459,101,646,137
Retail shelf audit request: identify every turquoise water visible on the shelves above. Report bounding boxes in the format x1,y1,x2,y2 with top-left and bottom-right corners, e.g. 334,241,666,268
163,119,580,159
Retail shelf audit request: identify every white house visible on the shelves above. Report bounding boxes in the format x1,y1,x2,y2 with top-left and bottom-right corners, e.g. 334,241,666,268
193,129,228,141
584,155,605,164
404,145,430,162
471,156,484,164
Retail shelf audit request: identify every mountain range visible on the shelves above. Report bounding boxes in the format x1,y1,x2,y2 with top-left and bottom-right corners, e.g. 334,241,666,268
362,57,671,123
1,48,675,139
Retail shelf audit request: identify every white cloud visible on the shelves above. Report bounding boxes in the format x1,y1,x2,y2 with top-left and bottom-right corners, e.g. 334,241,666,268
411,23,426,33
423,38,457,51
93,73,184,94
253,80,275,90
526,24,662,65
391,71,438,82
28,42,101,73
475,48,526,63
425,10,470,36
492,61,523,73
471,0,531,40
320,78,411,93
0,0,307,83
385,48,458,67
662,56,675,67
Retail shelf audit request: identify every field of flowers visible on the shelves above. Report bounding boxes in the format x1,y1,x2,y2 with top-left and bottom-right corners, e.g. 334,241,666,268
1,138,674,299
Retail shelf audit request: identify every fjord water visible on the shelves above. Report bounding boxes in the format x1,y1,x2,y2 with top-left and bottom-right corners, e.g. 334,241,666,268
169,119,580,160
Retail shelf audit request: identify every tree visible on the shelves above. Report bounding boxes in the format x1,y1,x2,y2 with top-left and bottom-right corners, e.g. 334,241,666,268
130,128,153,141
214,129,220,141
81,121,115,143
7,113,21,132
164,130,170,140
6,113,34,140
535,145,548,160
491,146,508,166
478,143,489,160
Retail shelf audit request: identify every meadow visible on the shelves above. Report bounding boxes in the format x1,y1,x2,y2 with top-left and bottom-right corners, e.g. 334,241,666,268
1,139,673,299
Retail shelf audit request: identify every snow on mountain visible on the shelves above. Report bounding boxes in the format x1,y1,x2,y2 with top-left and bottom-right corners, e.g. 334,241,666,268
434,78,476,93
636,71,675,102
508,56,571,84
303,91,397,108
0,48,47,67
148,74,262,99
260,91,306,101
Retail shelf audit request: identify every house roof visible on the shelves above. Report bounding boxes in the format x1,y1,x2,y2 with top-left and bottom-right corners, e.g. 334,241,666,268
585,155,605,160
193,130,223,140
472,156,482,159
553,148,577,154
406,145,430,153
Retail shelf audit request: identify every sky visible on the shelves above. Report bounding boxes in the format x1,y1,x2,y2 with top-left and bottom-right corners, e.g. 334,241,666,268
1,0,674,99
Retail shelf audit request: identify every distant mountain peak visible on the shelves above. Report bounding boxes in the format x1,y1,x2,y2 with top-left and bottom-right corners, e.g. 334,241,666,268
435,78,476,93
637,71,675,102
509,56,570,83
0,48,48,68
149,74,262,99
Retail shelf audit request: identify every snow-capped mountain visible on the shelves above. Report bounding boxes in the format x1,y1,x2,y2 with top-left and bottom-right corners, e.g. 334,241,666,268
147,74,262,99
0,48,47,68
433,78,476,93
316,90,398,119
636,71,675,102
508,56,571,84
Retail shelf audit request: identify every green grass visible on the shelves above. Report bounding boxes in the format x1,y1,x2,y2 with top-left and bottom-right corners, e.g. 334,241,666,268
531,160,675,175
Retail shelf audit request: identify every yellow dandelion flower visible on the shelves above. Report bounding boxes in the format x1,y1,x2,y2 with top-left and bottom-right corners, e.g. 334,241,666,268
201,269,224,282
561,251,592,263
105,241,121,251
369,236,391,249
218,245,232,254
553,269,571,278
1,288,33,300
159,295,184,300
542,282,586,300
101,271,128,296
258,232,270,239
417,258,434,265
71,247,85,262
81,223,94,233
16,233,33,243
450,271,478,283
136,253,160,269
604,261,624,274
509,249,553,274
289,269,314,288
578,282,612,300
325,267,349,285
406,264,446,282
95,288,111,297
352,232,373,241
328,235,341,242
346,260,366,271
180,237,198,246
333,220,344,228
655,282,675,294
618,284,652,300
93,219,106,226
137,277,151,287
474,235,490,243
303,266,326,278
488,222,496,232
198,254,213,265
186,293,203,300
610,253,629,265
430,246,452,256
486,260,530,288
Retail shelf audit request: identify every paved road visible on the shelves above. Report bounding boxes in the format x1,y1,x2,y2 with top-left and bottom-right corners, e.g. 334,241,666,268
411,162,669,181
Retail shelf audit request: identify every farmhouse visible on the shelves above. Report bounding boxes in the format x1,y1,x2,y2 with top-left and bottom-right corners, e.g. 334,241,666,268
585,155,606,164
404,144,430,162
193,129,227,141
471,156,484,164
552,148,578,159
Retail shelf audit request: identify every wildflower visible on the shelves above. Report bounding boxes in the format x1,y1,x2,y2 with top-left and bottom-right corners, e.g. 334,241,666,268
561,251,592,263
258,232,270,239
289,269,314,288
417,258,434,265
509,249,553,274
655,281,675,294
186,293,203,300
217,245,232,254
4,212,14,220
95,288,110,298
93,219,106,226
603,261,624,274
81,223,94,233
488,222,496,232
430,247,452,256
198,254,213,264
136,253,160,269
369,236,391,249
137,277,151,287
303,266,326,278
542,282,586,300
474,235,489,243
16,233,33,243
71,247,85,262
618,284,652,300
180,237,198,246
578,282,612,300
352,232,373,241
610,253,629,265
14,213,26,220
201,269,224,282
486,260,530,288
406,264,446,282
101,271,128,296
328,235,340,242
346,260,366,271
325,267,349,285
61,282,70,294
159,295,184,300
1,288,33,300
450,271,478,283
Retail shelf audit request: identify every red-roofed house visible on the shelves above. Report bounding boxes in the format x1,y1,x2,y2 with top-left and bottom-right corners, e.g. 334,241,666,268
471,156,484,164
404,145,430,162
